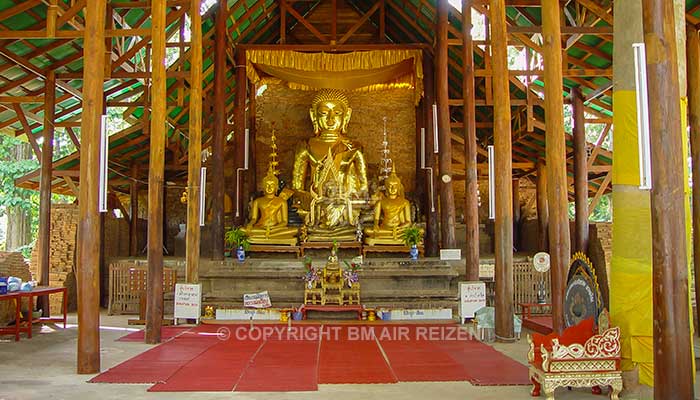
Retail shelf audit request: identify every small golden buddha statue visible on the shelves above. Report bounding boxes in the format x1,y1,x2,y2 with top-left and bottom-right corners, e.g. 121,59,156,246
243,170,298,245
292,89,369,241
364,168,416,246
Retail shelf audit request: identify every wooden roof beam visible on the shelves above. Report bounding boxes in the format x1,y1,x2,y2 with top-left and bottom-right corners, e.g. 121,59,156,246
0,48,83,99
575,0,613,26
0,1,43,22
339,1,381,44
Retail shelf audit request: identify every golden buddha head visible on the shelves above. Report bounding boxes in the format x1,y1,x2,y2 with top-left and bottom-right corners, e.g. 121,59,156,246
310,89,352,135
261,170,279,196
384,167,404,198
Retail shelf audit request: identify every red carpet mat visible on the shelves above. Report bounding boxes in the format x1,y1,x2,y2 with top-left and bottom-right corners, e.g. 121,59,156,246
318,325,397,384
234,333,320,392
380,339,470,382
116,326,190,342
437,340,530,385
149,337,264,391
92,323,529,390
91,334,219,384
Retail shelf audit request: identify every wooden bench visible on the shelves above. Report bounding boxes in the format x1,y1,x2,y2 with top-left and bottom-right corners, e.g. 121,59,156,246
300,241,362,256
248,244,300,257
301,304,363,320
362,244,424,258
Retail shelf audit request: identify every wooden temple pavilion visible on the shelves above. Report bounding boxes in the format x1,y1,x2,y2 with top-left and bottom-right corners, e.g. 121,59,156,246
0,0,698,397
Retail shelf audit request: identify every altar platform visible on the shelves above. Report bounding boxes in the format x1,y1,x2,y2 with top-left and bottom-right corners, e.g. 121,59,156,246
106,254,549,318
199,257,461,312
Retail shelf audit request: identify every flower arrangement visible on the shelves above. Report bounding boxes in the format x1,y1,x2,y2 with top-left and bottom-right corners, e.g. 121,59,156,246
342,260,360,287
301,256,320,288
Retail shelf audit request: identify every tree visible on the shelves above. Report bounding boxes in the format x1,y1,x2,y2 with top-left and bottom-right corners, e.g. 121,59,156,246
1,128,77,256
0,135,39,255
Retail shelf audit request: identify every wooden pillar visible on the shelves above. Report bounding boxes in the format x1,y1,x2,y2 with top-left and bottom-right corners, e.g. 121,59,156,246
436,0,457,249
643,1,694,396
490,0,514,340
512,178,520,250
186,0,203,283
542,0,570,334
146,0,167,344
422,52,439,257
77,0,105,374
688,26,700,335
536,161,549,251
211,0,227,259
129,163,139,256
233,50,247,226
571,86,589,253
462,0,479,281
38,71,55,318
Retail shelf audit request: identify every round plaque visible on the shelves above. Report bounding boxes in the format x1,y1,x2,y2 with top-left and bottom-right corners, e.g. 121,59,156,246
532,252,551,273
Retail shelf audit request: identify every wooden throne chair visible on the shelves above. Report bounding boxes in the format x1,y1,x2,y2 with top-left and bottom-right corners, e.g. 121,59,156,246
527,309,622,400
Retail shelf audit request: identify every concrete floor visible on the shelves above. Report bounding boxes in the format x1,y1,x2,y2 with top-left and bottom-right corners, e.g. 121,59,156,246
0,312,697,400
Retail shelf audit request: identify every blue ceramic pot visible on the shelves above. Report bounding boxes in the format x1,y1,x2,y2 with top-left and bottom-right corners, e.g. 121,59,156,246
409,244,419,260
236,246,246,262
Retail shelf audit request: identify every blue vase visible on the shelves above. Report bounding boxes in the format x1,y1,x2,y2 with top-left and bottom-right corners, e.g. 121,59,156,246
409,244,419,260
236,246,246,262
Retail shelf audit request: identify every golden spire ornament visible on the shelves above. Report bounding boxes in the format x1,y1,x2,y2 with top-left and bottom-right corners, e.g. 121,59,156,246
268,128,280,176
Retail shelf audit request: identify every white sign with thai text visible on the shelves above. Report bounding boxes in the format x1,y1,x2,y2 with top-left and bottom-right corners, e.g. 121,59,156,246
243,291,272,308
174,283,202,321
459,281,486,322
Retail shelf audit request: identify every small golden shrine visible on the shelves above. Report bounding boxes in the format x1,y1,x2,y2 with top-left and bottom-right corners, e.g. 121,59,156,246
303,245,361,306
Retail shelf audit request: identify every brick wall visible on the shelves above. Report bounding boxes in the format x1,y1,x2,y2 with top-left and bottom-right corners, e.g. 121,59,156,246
255,84,417,195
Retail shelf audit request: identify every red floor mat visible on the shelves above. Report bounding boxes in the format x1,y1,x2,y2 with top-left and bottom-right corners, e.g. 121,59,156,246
90,335,218,384
437,340,530,385
116,326,190,342
318,325,397,384
149,338,264,391
92,323,529,389
235,339,320,392
379,339,470,382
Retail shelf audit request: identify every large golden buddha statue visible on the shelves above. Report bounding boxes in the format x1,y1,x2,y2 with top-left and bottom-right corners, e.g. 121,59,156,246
364,168,415,246
243,169,298,245
292,89,369,241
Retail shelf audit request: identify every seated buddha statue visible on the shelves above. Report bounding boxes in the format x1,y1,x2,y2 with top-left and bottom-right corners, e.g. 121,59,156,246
292,89,369,241
364,168,417,246
243,170,298,246
306,174,357,241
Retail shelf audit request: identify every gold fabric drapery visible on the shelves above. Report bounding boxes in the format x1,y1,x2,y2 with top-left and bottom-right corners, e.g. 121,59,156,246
246,49,424,103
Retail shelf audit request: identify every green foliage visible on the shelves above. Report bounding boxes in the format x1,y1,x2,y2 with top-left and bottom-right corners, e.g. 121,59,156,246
0,131,77,254
0,135,39,214
224,227,250,251
589,194,612,222
567,194,612,222
399,225,424,246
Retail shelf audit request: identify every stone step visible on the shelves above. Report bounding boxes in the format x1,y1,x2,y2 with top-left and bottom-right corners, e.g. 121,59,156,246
205,288,456,304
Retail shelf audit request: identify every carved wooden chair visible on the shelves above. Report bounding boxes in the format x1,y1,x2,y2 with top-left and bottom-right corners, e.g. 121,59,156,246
527,310,622,400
